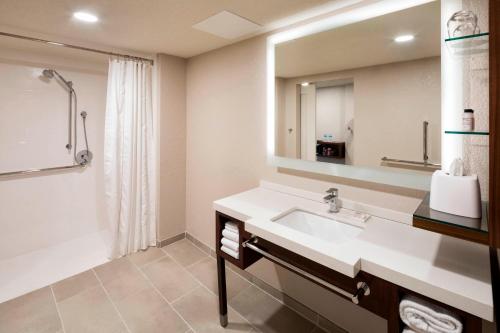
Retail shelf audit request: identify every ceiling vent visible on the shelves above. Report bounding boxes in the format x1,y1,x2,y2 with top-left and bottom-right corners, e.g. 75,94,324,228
193,11,261,40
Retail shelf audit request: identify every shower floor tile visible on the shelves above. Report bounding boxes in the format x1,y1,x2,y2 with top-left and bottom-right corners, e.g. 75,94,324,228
0,238,329,333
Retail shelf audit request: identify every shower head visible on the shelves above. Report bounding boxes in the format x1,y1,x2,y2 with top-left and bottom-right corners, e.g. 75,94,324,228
42,68,73,91
42,69,55,79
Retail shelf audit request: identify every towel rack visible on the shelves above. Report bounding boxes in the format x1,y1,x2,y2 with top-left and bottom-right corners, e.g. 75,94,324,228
0,164,86,178
381,157,441,168
242,238,370,304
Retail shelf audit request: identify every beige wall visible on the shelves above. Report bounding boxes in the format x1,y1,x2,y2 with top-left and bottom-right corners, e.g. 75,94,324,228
158,54,187,241
185,34,431,332
277,57,442,168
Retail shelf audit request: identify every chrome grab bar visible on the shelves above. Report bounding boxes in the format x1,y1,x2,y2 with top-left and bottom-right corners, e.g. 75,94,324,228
242,238,370,304
0,164,86,178
381,157,441,168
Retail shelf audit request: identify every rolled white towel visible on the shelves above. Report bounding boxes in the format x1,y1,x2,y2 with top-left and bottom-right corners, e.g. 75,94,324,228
221,245,239,259
400,295,462,333
221,237,239,252
225,222,239,232
222,229,239,242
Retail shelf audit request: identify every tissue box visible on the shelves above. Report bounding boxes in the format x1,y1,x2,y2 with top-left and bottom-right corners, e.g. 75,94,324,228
429,170,481,218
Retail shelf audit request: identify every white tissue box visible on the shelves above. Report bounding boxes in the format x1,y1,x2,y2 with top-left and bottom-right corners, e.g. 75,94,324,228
429,170,481,218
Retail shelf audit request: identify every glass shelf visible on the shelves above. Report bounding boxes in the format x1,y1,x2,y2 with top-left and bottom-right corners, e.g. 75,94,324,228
413,194,489,244
444,130,489,135
445,32,489,42
445,32,489,56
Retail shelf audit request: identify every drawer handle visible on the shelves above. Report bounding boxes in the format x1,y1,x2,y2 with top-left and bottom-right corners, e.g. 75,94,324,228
242,238,370,304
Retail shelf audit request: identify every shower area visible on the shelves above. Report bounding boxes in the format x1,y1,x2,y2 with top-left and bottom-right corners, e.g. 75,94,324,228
0,33,156,302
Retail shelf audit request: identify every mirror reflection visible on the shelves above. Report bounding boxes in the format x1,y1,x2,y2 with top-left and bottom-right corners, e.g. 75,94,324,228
275,1,441,172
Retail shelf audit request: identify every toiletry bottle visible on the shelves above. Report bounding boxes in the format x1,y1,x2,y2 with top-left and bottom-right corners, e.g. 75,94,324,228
463,109,474,131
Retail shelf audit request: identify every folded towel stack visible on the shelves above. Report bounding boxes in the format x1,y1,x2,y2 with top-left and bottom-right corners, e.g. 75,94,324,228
399,295,463,333
220,222,239,259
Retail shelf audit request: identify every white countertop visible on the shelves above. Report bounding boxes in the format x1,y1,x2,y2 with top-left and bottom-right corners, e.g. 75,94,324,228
213,182,493,321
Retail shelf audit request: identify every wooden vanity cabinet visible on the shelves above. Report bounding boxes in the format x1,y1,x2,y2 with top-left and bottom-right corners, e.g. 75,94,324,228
215,211,483,333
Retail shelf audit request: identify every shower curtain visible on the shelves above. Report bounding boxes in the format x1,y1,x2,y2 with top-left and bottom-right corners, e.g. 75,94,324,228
104,57,156,258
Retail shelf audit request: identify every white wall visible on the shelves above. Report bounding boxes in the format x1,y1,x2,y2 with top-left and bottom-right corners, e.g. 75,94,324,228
0,48,108,260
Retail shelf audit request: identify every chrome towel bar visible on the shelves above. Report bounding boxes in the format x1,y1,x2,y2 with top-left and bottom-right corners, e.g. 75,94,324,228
242,238,370,304
0,164,86,178
381,157,441,168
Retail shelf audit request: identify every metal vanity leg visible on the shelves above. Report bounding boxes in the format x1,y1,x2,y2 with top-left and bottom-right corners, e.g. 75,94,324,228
217,255,228,327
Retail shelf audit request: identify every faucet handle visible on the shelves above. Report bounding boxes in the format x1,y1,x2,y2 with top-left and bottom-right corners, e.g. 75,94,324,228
326,188,338,196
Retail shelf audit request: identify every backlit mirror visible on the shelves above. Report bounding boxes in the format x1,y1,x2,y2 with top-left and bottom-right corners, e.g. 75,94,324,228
275,1,441,170
269,0,445,189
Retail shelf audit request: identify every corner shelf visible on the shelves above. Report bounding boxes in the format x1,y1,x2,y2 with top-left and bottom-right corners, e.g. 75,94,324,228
444,130,489,135
413,193,488,244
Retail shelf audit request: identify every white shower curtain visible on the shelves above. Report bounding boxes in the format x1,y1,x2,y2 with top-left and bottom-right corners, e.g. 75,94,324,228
104,57,156,258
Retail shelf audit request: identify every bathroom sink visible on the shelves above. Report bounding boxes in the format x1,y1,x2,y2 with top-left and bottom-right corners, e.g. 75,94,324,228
272,209,362,244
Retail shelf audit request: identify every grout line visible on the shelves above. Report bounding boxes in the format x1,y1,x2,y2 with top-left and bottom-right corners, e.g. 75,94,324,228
158,234,325,332
49,286,67,333
185,235,212,256
131,253,196,332
135,252,168,270
164,248,258,332
91,269,133,333
183,256,210,269
186,234,323,331
167,248,258,332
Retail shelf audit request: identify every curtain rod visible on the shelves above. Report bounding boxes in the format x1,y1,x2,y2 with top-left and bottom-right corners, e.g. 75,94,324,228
0,31,154,65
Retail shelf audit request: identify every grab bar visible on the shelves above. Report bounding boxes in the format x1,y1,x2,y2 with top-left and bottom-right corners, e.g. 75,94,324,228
0,164,86,178
381,157,441,168
242,238,370,304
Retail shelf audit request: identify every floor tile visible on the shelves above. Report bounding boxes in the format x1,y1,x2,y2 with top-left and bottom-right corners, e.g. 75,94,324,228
163,239,208,267
128,247,165,267
57,286,127,333
115,287,187,333
101,268,151,303
230,285,316,333
187,257,250,300
94,257,137,284
173,286,253,332
52,270,99,302
141,256,199,301
0,287,62,333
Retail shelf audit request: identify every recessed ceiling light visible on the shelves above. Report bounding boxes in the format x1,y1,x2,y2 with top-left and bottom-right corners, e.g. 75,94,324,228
73,11,98,23
301,82,310,87
394,35,414,43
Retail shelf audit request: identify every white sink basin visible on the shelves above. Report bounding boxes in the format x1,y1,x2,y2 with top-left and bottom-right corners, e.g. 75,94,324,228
272,209,362,244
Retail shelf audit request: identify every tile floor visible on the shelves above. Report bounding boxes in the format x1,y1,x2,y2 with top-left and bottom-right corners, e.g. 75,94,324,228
0,239,339,333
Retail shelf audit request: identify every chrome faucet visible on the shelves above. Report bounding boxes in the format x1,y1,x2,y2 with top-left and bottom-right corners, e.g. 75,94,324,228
323,188,340,213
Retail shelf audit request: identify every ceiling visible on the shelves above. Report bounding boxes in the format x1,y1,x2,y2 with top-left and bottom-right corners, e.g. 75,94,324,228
275,1,441,78
0,0,339,58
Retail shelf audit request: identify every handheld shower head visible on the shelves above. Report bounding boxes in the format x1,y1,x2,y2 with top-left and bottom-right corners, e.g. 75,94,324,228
42,68,73,91
42,69,54,79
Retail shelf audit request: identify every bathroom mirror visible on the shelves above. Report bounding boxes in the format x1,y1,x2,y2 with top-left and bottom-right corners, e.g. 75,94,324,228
268,0,443,190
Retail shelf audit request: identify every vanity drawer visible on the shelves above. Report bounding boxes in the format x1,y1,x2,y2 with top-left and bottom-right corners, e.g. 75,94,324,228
215,211,262,269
